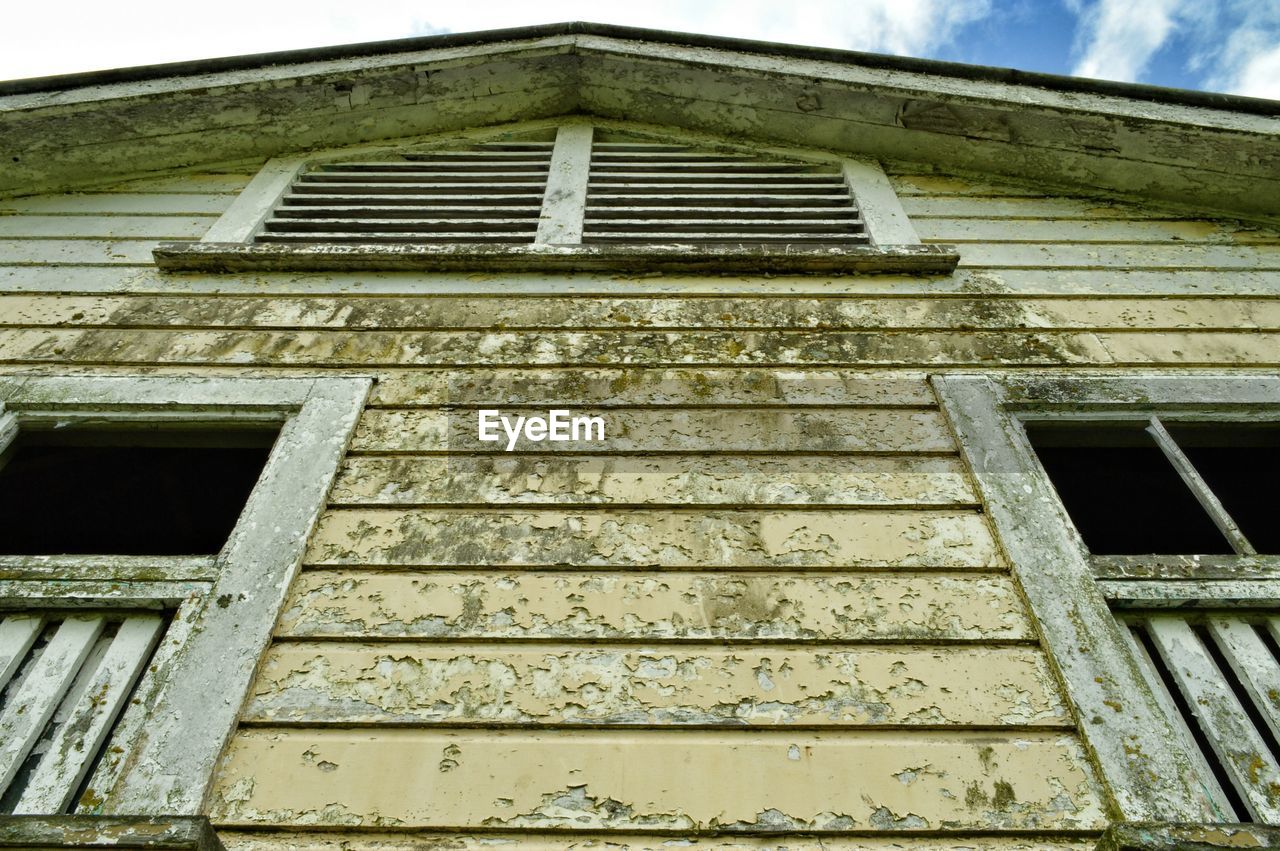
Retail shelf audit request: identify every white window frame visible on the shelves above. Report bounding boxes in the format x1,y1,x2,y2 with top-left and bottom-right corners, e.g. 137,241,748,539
932,372,1280,827
0,375,370,816
152,120,958,275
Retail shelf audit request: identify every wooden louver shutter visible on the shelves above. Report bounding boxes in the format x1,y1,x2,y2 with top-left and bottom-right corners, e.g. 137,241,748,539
582,141,868,245
256,141,553,244
0,612,164,813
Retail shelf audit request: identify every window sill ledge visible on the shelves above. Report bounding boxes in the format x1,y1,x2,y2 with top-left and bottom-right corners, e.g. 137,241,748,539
153,242,960,275
1095,823,1280,851
0,815,222,849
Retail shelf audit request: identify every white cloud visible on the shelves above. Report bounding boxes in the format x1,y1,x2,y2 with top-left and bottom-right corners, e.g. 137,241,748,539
1070,0,1192,82
1197,4,1280,98
0,0,992,82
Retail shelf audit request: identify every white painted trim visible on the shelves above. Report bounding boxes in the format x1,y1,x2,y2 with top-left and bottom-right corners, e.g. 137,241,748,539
200,156,304,244
0,373,372,816
933,371,1280,823
534,123,593,245
842,158,921,246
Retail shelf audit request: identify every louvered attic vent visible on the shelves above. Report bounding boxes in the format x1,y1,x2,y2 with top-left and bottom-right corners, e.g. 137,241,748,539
583,141,868,245
154,123,960,273
257,141,552,245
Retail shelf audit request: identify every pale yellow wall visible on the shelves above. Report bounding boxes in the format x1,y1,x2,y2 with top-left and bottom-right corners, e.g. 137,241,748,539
2,160,1278,848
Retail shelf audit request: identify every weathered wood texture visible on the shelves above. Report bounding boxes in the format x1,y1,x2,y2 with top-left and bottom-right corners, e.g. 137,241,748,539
6,163,1277,843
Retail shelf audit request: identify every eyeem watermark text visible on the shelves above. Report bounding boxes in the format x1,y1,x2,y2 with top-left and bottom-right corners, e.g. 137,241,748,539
478,409,606,451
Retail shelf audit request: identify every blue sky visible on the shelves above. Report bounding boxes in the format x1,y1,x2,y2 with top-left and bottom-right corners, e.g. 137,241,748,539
2,1,1277,98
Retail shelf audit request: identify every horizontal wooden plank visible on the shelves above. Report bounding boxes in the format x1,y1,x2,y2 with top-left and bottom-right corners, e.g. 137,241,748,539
0,239,160,265
218,834,1096,851
245,643,1069,727
304,509,1002,568
901,195,1176,219
1,294,1277,331
91,174,256,194
350,408,956,454
0,216,214,239
0,194,235,215
956,244,1280,270
209,729,1106,830
4,266,1280,297
888,174,1053,197
280,570,1033,642
0,328,1120,367
330,455,977,507
0,365,935,408
916,218,1280,245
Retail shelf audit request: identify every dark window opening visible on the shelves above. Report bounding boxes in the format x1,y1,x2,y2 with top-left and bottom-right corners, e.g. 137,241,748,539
0,426,278,555
1165,423,1280,554
1023,422,1233,555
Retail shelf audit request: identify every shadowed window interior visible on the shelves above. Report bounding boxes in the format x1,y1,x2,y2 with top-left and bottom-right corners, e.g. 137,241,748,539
1164,423,1280,553
1023,421,1241,555
0,426,279,555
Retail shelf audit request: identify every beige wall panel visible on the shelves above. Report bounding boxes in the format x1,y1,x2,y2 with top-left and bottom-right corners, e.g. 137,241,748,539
245,643,1069,727
280,570,1032,642
0,328,1120,367
0,239,159,265
3,294,1279,331
0,194,235,214
360,369,936,408
956,244,1280,270
4,267,1280,298
901,195,1189,219
304,509,1002,568
350,409,955,454
91,173,257,194
888,174,1050,197
1094,331,1280,364
330,455,978,507
219,833,1095,851
209,729,1107,830
0,215,215,239
916,218,1280,244
0,364,936,408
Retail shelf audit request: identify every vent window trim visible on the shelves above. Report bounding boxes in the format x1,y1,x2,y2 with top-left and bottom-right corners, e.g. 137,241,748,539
155,120,958,274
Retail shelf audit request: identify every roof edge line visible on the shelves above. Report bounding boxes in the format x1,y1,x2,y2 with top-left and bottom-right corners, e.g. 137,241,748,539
1,20,1277,117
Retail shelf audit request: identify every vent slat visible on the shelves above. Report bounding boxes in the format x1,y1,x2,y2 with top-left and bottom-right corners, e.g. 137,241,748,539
0,617,106,796
264,218,537,232
296,173,549,184
257,233,536,243
273,207,542,218
14,615,164,815
583,232,871,242
586,206,859,217
0,615,43,691
1145,616,1280,822
282,194,544,205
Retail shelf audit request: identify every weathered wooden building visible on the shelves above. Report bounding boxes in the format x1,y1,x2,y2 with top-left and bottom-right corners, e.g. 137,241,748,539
0,21,1278,851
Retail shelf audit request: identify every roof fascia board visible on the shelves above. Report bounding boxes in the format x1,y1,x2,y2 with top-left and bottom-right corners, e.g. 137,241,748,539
572,34,1278,136
0,35,579,112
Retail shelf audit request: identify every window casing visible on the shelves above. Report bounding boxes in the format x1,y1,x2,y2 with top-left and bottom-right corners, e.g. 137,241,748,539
152,121,959,275
933,373,1280,827
0,375,370,816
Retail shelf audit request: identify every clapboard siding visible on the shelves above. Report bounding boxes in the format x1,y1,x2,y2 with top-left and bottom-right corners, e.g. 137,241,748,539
329,454,978,507
2,294,1278,329
219,835,1096,851
244,643,1069,726
279,570,1035,642
209,729,1107,830
6,327,1280,367
8,161,1276,843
